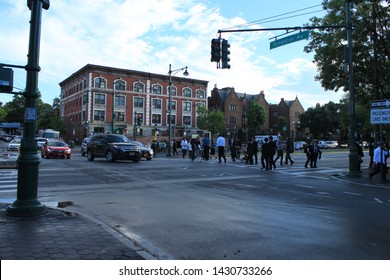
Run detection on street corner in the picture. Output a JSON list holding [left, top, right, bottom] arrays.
[[331, 168, 390, 189]]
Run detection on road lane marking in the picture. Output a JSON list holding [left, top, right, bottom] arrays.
[[296, 184, 314, 189], [374, 198, 383, 204], [344, 192, 362, 196]]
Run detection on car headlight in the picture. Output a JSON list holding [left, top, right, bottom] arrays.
[[65, 149, 71, 153]]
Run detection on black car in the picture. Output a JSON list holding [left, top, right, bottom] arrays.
[[132, 140, 153, 160], [86, 134, 141, 162]]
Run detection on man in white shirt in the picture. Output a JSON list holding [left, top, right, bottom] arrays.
[[369, 143, 389, 181], [180, 137, 188, 159], [216, 134, 226, 163]]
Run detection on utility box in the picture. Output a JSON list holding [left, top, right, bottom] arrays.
[[0, 67, 14, 93]]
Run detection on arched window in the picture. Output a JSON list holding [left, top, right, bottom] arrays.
[[196, 89, 205, 99], [94, 77, 107, 89], [152, 84, 162, 95], [182, 87, 192, 97], [133, 81, 145, 93], [114, 80, 126, 91]]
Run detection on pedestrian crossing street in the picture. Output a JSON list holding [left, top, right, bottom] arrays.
[[0, 170, 17, 194]]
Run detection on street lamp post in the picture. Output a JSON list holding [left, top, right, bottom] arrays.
[[112, 80, 116, 134], [7, 0, 50, 216], [167, 64, 189, 157]]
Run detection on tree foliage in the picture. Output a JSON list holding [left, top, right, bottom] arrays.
[[305, 0, 390, 104], [2, 94, 65, 134], [246, 101, 266, 137], [196, 105, 225, 137]]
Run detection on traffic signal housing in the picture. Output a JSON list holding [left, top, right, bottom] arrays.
[[210, 38, 221, 63], [0, 67, 14, 93], [136, 114, 142, 126], [221, 39, 231, 69]]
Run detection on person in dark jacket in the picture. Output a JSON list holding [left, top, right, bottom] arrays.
[[252, 138, 258, 164], [304, 141, 312, 168], [310, 141, 322, 168], [246, 138, 254, 164], [261, 139, 268, 170], [284, 137, 294, 165], [267, 136, 276, 170]]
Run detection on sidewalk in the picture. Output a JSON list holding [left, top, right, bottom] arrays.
[[0, 203, 151, 260], [1, 151, 388, 260]]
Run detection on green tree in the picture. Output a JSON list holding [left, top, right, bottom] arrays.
[[196, 104, 208, 130], [3, 94, 25, 123], [246, 101, 266, 137], [3, 94, 65, 134], [304, 0, 390, 104], [277, 116, 287, 136], [207, 109, 225, 137], [300, 103, 333, 139], [0, 103, 6, 122]]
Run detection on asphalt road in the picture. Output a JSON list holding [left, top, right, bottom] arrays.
[[1, 144, 390, 259]]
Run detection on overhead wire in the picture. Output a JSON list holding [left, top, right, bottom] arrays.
[[222, 4, 323, 31]]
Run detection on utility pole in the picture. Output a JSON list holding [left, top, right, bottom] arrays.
[[7, 0, 50, 216], [346, 0, 360, 177]]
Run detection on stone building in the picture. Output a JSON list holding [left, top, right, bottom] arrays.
[[208, 86, 305, 140]]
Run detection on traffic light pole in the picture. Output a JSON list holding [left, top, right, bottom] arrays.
[[346, 0, 359, 177], [214, 6, 358, 176], [7, 0, 50, 217]]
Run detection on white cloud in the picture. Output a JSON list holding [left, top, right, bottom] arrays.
[[0, 0, 342, 109]]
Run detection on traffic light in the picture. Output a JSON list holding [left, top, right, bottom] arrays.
[[137, 114, 142, 126], [221, 39, 231, 69], [210, 38, 221, 62], [0, 67, 13, 93]]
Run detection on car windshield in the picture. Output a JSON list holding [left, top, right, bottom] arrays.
[[106, 135, 131, 143], [133, 141, 145, 147], [11, 139, 21, 144], [48, 141, 67, 147]]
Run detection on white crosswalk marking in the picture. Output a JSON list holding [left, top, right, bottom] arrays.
[[0, 170, 17, 192]]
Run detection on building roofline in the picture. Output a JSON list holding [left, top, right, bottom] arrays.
[[59, 64, 209, 87]]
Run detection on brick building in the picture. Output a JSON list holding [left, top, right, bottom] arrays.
[[208, 86, 305, 140], [59, 64, 209, 142]]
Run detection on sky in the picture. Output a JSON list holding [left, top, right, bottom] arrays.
[[0, 0, 346, 110]]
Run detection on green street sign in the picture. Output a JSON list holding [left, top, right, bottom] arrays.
[[270, 31, 309, 49]]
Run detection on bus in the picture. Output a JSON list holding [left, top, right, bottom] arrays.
[[38, 129, 60, 140]]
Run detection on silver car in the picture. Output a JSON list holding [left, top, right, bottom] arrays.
[[81, 137, 90, 156], [7, 139, 21, 151]]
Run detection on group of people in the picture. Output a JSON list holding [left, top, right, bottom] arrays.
[[180, 135, 213, 161], [229, 135, 295, 170]]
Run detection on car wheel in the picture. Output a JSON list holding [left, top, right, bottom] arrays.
[[67, 157, 71, 159], [146, 158, 152, 161], [87, 150, 94, 161], [132, 158, 140, 162], [106, 150, 115, 162]]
